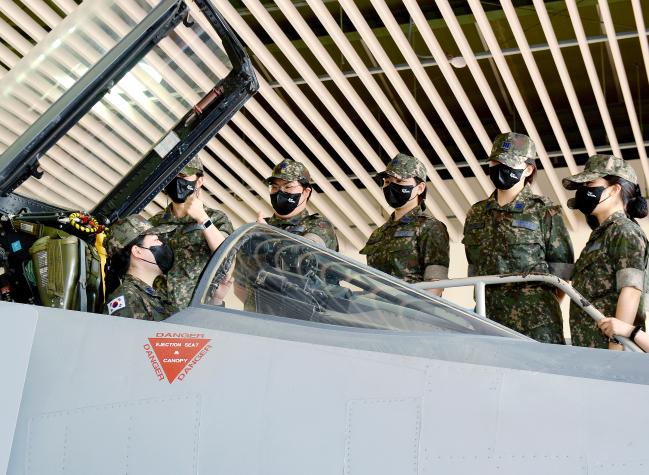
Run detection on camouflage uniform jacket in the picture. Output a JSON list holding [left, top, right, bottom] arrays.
[[103, 274, 176, 321], [266, 209, 338, 251], [570, 211, 648, 349], [360, 205, 449, 283], [462, 185, 574, 342], [150, 206, 233, 309]]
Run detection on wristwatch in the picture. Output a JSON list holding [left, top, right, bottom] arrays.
[[201, 218, 213, 230], [629, 325, 643, 343]]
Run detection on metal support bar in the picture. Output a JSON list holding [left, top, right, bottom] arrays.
[[268, 29, 648, 88], [414, 274, 644, 353], [475, 281, 486, 317]]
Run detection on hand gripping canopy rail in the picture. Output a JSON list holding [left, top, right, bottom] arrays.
[[0, 0, 258, 312], [414, 275, 644, 353]]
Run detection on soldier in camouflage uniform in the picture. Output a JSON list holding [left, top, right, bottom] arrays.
[[235, 159, 338, 310], [260, 158, 338, 251], [463, 133, 574, 343], [103, 215, 177, 320], [150, 157, 234, 309], [360, 153, 449, 296], [563, 154, 648, 349]]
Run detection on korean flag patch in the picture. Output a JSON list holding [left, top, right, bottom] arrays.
[[107, 295, 126, 315]]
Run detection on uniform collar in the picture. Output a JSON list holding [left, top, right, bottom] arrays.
[[591, 210, 627, 235], [391, 204, 427, 223], [485, 184, 532, 213], [161, 204, 197, 224], [123, 274, 159, 297], [268, 209, 310, 226]]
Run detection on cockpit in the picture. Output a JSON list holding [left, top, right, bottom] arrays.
[[0, 0, 257, 313], [194, 224, 526, 339]]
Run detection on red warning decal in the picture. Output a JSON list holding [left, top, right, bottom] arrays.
[[143, 332, 212, 384]]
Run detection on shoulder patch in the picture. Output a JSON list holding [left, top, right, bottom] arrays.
[[107, 295, 126, 315]]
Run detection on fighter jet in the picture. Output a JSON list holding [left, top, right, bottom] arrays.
[[1, 1, 648, 474]]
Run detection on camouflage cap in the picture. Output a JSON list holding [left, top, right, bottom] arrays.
[[563, 154, 638, 190], [489, 132, 536, 167], [180, 156, 203, 176], [265, 159, 311, 184], [381, 153, 427, 181], [105, 215, 176, 257]]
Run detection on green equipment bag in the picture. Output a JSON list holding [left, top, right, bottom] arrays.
[[23, 222, 102, 312], [29, 234, 79, 309]]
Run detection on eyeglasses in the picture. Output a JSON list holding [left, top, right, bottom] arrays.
[[269, 183, 304, 194], [382, 177, 416, 187]]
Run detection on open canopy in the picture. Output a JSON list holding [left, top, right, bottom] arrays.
[[0, 0, 257, 224]]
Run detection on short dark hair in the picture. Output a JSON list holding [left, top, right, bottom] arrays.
[[604, 175, 648, 220], [298, 179, 311, 190]]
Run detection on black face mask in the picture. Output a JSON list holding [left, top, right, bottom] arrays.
[[383, 182, 415, 209], [574, 185, 609, 216], [164, 177, 197, 203], [271, 191, 302, 216], [489, 164, 525, 190], [138, 243, 175, 274]]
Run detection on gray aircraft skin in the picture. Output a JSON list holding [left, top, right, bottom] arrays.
[[3, 224, 649, 474], [1, 1, 649, 474]]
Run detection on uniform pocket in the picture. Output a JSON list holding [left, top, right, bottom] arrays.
[[501, 219, 546, 273], [573, 247, 610, 298], [386, 238, 420, 280], [171, 226, 205, 250], [573, 243, 617, 309], [507, 217, 542, 240], [462, 224, 485, 268], [574, 247, 605, 273]]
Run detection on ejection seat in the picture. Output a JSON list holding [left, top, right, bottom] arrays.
[[10, 216, 103, 312]]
